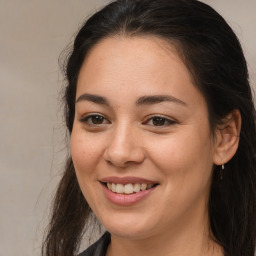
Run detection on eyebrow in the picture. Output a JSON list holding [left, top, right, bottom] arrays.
[[76, 93, 110, 106], [76, 93, 186, 107], [136, 95, 187, 106]]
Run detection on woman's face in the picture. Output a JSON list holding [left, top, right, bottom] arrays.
[[71, 36, 218, 240]]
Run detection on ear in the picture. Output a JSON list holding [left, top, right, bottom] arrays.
[[213, 109, 241, 166]]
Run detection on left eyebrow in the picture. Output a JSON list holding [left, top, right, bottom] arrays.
[[136, 95, 187, 106]]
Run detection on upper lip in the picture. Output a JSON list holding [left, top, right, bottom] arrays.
[[100, 176, 159, 185]]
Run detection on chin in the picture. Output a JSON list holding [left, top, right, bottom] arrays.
[[98, 212, 158, 240], [106, 226, 151, 240]]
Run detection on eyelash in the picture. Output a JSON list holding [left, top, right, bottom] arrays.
[[80, 114, 176, 127], [144, 115, 176, 127], [80, 114, 110, 125]]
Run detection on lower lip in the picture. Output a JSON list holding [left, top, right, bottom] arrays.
[[101, 183, 157, 206]]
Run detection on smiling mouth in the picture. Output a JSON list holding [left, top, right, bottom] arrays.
[[104, 182, 158, 194]]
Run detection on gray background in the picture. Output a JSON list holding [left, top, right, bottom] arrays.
[[0, 1, 255, 255]]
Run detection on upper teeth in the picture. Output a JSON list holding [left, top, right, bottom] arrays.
[[107, 183, 154, 194]]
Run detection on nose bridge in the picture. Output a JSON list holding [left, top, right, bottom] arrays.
[[104, 119, 144, 167], [113, 120, 132, 147]]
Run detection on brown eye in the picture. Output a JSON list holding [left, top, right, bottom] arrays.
[[152, 117, 167, 126], [80, 114, 110, 125], [145, 116, 176, 127], [91, 115, 105, 124]]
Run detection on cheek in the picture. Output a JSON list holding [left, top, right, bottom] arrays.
[[70, 129, 103, 177], [148, 131, 214, 218], [70, 129, 106, 208], [148, 128, 214, 184]]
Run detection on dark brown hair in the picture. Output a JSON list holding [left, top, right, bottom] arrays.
[[42, 1, 256, 255]]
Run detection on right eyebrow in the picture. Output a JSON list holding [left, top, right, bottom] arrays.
[[76, 93, 110, 106]]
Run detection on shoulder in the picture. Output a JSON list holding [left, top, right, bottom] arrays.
[[78, 232, 111, 256]]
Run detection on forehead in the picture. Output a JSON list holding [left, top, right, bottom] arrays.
[[76, 36, 203, 108], [79, 36, 189, 80]]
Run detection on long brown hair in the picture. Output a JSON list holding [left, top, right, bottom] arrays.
[[42, 1, 256, 255]]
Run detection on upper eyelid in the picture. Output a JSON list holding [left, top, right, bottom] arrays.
[[80, 113, 107, 120], [144, 114, 176, 122], [79, 113, 177, 124]]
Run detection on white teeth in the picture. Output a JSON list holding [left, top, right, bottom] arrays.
[[106, 182, 155, 194], [112, 183, 116, 193], [134, 183, 141, 192], [116, 184, 124, 193], [141, 183, 147, 191], [124, 184, 134, 194], [107, 183, 112, 190]]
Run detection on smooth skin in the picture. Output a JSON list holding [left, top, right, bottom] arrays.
[[71, 36, 241, 256]]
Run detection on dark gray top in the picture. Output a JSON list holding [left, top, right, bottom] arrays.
[[78, 232, 111, 256]]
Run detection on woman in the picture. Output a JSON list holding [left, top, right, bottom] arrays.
[[42, 0, 256, 256]]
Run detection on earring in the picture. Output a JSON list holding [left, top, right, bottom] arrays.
[[220, 164, 224, 180]]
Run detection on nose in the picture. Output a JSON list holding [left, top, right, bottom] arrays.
[[103, 124, 145, 168]]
